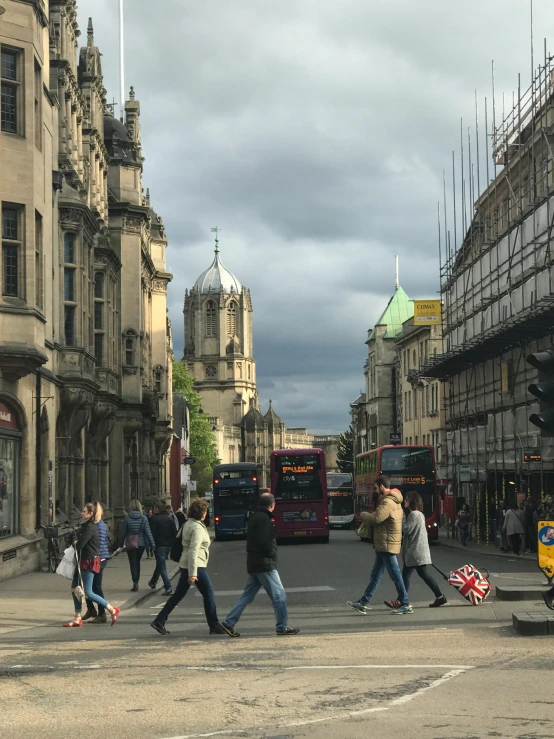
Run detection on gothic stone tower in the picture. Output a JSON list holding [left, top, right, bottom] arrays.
[[183, 239, 257, 464]]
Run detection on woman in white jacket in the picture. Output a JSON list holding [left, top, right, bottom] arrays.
[[150, 498, 226, 636], [503, 504, 525, 556], [385, 491, 447, 609]]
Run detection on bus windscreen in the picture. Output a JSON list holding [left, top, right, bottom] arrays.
[[380, 448, 434, 476], [215, 487, 257, 512], [274, 454, 322, 501], [326, 473, 352, 489]]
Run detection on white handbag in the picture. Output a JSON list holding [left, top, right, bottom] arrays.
[[56, 545, 77, 580]]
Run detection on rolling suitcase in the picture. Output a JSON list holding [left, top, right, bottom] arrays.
[[432, 563, 491, 606]]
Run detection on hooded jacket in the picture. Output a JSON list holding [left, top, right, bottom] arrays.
[[360, 488, 403, 554]]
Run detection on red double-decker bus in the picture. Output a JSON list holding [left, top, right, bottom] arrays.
[[270, 448, 329, 543], [354, 445, 439, 541]]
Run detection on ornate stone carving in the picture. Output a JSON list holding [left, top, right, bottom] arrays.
[[123, 367, 138, 375], [124, 216, 142, 232], [152, 279, 167, 293], [59, 208, 83, 226]]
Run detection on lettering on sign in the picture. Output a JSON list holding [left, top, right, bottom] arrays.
[[390, 475, 426, 486], [0, 411, 10, 423], [282, 465, 314, 474], [329, 491, 350, 497]]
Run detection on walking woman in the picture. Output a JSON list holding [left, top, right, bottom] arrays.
[[503, 503, 525, 556], [64, 502, 120, 627], [120, 499, 156, 592], [385, 492, 447, 609], [151, 497, 226, 636], [82, 501, 111, 623]]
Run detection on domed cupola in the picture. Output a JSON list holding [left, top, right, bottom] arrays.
[[193, 236, 242, 295]]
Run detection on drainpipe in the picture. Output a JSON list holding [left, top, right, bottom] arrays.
[[35, 370, 42, 530]]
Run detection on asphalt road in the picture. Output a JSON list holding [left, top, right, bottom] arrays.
[[0, 532, 551, 739]]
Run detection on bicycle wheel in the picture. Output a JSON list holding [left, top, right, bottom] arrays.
[[48, 541, 59, 573]]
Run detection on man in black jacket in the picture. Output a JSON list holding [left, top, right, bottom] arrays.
[[148, 501, 177, 595], [221, 493, 299, 637]]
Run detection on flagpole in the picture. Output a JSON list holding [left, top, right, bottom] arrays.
[[119, 0, 125, 121]]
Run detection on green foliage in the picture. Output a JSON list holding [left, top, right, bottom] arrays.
[[337, 425, 354, 474], [173, 360, 218, 494]]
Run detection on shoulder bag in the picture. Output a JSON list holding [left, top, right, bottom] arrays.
[[170, 524, 185, 563], [124, 516, 145, 551]]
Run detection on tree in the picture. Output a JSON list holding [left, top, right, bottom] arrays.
[[173, 360, 218, 495], [337, 425, 354, 474]]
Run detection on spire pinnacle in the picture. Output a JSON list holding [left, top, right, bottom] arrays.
[[395, 254, 399, 290], [87, 17, 94, 46]]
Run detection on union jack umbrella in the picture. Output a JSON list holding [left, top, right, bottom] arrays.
[[432, 563, 491, 606]]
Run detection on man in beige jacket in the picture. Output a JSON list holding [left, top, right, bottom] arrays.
[[347, 475, 413, 615]]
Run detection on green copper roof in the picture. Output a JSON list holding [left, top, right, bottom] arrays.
[[367, 286, 413, 341]]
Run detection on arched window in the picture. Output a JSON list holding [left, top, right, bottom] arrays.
[[154, 365, 164, 393], [206, 300, 217, 337], [123, 329, 138, 366], [226, 301, 237, 336]]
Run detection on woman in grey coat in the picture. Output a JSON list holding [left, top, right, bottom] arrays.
[[385, 491, 447, 609]]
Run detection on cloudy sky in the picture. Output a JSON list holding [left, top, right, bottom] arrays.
[[78, 0, 554, 434]]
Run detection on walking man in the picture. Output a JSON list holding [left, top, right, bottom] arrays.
[[148, 501, 177, 595], [347, 475, 412, 615], [221, 492, 299, 637]]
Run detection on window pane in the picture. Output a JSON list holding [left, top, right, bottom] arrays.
[[1, 82, 17, 133], [64, 268, 74, 301], [94, 272, 104, 299], [64, 233, 75, 263], [94, 333, 103, 364], [1, 51, 17, 80], [2, 208, 18, 239], [94, 301, 103, 329], [64, 306, 75, 345], [2, 244, 18, 297]]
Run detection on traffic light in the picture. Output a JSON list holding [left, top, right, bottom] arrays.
[[527, 350, 554, 432]]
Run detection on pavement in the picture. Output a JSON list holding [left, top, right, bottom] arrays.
[[1, 530, 554, 738], [0, 549, 180, 635]]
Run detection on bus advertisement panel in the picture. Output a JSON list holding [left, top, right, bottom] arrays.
[[213, 463, 259, 540], [326, 472, 354, 529], [271, 448, 329, 543], [354, 445, 439, 540]]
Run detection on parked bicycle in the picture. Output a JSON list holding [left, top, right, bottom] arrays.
[[41, 525, 61, 573]]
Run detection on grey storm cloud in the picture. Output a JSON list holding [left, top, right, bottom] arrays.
[[78, 0, 554, 433]]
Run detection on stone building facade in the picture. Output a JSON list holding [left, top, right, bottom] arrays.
[[183, 241, 338, 485], [351, 285, 412, 456], [0, 0, 173, 581]]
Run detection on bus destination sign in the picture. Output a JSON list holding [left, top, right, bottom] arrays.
[[390, 475, 426, 486], [282, 465, 314, 475], [523, 449, 541, 462], [328, 490, 350, 497]]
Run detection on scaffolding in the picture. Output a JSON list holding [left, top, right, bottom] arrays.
[[420, 46, 554, 538]]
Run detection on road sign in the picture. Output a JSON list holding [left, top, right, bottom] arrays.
[[537, 520, 554, 583], [523, 449, 541, 462], [389, 433, 401, 446], [183, 456, 197, 465], [455, 456, 462, 464], [459, 464, 471, 482], [188, 481, 197, 492]]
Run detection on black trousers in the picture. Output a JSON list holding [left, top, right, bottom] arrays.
[[402, 564, 442, 598], [509, 533, 521, 555]]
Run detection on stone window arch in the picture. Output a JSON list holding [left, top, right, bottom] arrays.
[[226, 300, 237, 336], [123, 328, 138, 367], [154, 364, 164, 393], [206, 300, 217, 337], [190, 303, 196, 339]]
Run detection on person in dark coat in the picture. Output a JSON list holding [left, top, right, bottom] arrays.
[[82, 501, 112, 623], [148, 501, 177, 595], [119, 499, 156, 592], [221, 493, 299, 637], [63, 502, 120, 628]]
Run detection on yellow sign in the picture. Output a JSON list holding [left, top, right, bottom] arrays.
[[414, 300, 441, 325], [537, 520, 554, 580]]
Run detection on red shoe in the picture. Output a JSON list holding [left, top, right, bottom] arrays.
[[384, 600, 401, 609], [111, 606, 121, 626], [63, 618, 83, 628]]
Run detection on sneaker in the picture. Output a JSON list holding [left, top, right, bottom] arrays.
[[91, 613, 108, 624], [209, 623, 227, 635], [543, 588, 554, 611], [384, 600, 401, 609], [148, 581, 156, 590], [131, 584, 139, 592], [150, 621, 170, 636], [429, 595, 447, 608], [390, 605, 413, 615], [346, 600, 371, 614], [277, 627, 300, 635], [221, 622, 240, 638], [162, 590, 173, 596]]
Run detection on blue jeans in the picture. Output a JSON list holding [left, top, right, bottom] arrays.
[[155, 567, 218, 629], [85, 559, 108, 615], [72, 567, 109, 613], [224, 570, 288, 632], [149, 546, 172, 592], [360, 551, 409, 607]]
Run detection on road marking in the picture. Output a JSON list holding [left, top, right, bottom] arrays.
[[195, 585, 336, 597], [157, 663, 473, 739]]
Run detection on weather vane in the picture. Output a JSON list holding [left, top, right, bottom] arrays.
[[211, 226, 221, 253]]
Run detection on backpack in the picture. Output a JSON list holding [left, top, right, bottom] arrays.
[[170, 525, 184, 563]]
